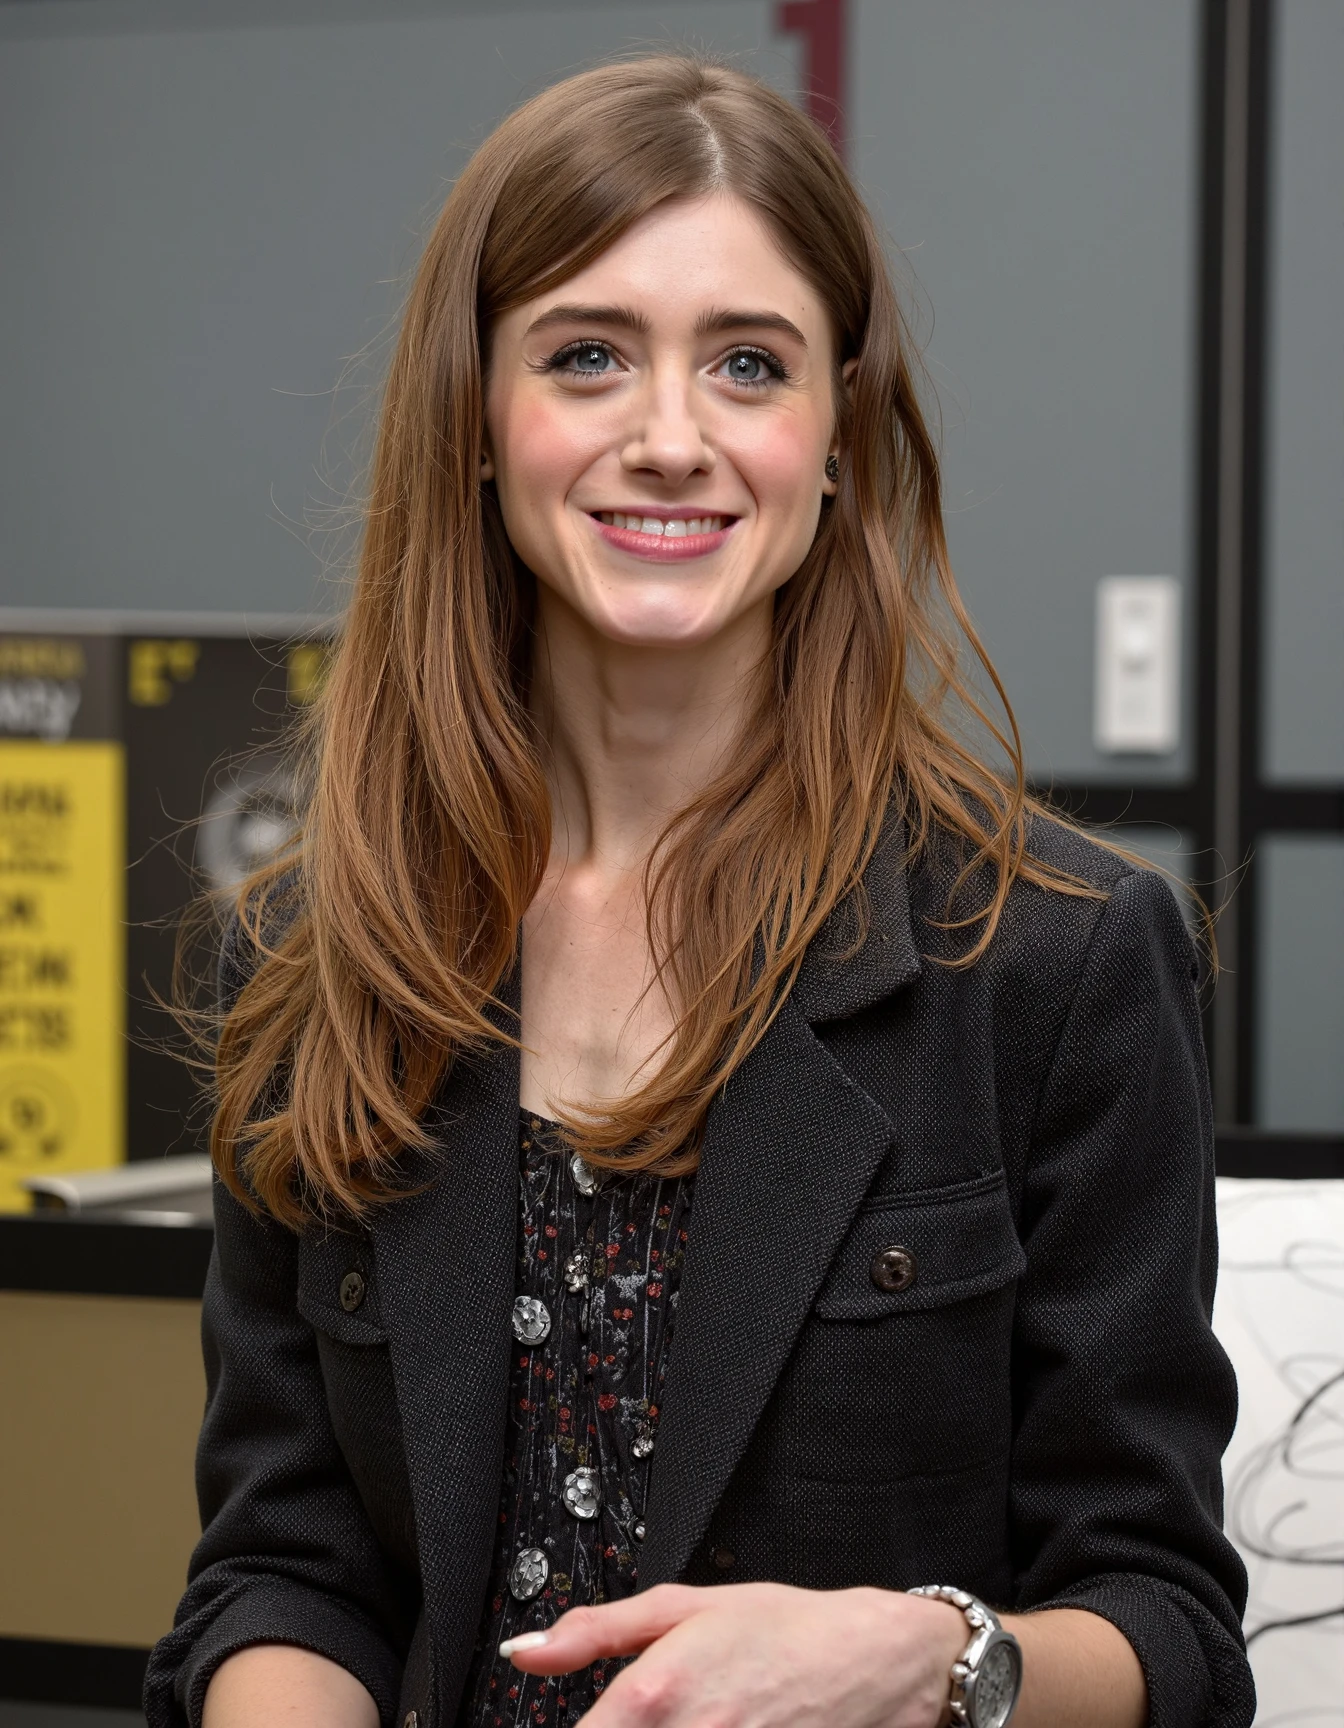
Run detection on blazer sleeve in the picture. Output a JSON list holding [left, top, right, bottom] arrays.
[[143, 915, 413, 1728], [1009, 869, 1254, 1728]]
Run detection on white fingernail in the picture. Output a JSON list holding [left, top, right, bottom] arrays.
[[499, 1631, 550, 1659]]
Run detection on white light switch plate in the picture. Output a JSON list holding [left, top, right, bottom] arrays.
[[1094, 576, 1180, 754]]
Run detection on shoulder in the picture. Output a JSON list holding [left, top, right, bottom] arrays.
[[907, 807, 1195, 1026], [1019, 805, 1136, 891], [1014, 808, 1194, 973]]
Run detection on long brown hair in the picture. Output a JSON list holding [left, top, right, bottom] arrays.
[[215, 53, 1093, 1226]]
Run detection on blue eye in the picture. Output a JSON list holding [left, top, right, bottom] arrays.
[[717, 348, 786, 387], [551, 341, 617, 376]]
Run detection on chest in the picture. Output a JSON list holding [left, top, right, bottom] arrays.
[[519, 869, 677, 1112]]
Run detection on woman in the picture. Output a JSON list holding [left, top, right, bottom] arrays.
[[146, 55, 1253, 1728]]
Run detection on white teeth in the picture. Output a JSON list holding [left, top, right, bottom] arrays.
[[597, 513, 725, 535]]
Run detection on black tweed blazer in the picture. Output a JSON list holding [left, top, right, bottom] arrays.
[[144, 816, 1254, 1728]]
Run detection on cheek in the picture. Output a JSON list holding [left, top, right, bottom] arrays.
[[493, 398, 603, 514], [735, 415, 827, 511]]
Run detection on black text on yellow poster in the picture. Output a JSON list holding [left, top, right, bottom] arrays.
[[0, 742, 125, 1209]]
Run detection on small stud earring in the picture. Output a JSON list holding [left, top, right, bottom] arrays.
[[825, 454, 840, 484]]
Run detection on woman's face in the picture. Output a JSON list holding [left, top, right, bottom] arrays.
[[483, 193, 843, 650]]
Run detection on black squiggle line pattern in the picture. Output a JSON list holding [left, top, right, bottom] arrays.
[[1245, 1604, 1343, 1647], [1219, 1187, 1344, 1667]]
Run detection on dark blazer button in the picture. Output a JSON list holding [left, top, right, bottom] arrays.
[[711, 1545, 736, 1572], [870, 1245, 917, 1293], [339, 1271, 366, 1313]]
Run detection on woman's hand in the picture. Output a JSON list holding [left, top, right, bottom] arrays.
[[502, 1590, 1150, 1728], [500, 1582, 965, 1728]]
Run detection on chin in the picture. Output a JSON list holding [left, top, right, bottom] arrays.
[[589, 600, 732, 649]]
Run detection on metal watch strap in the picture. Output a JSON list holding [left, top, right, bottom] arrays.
[[907, 1585, 1022, 1728]]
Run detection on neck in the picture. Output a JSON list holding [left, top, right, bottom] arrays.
[[528, 591, 771, 875]]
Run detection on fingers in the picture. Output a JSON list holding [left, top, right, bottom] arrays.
[[500, 1584, 708, 1674]]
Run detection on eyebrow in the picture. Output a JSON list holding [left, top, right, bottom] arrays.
[[694, 307, 809, 346], [524, 304, 650, 337], [523, 303, 809, 347]]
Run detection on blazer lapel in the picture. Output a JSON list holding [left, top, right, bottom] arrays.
[[640, 815, 921, 1586], [372, 972, 521, 1716]]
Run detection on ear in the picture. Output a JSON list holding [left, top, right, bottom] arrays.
[[479, 441, 496, 484], [823, 357, 861, 496]]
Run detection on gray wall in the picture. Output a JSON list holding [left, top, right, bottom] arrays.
[[1258, 836, 1344, 1133], [1, 0, 1202, 771], [853, 0, 1200, 786], [1255, 0, 1343, 1130], [0, 0, 1203, 781], [1263, 0, 1344, 785], [0, 0, 793, 620]]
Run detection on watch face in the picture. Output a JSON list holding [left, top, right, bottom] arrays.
[[973, 1640, 1022, 1728]]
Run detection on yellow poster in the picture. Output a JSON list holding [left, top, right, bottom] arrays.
[[0, 741, 125, 1210]]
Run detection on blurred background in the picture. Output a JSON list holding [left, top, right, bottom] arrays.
[[0, 0, 1339, 1722]]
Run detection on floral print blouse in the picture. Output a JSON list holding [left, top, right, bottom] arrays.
[[455, 1111, 695, 1728]]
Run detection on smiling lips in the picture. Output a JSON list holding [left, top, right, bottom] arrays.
[[589, 510, 737, 561]]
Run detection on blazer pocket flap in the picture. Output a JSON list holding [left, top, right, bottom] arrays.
[[814, 1171, 1025, 1319], [297, 1231, 388, 1345]]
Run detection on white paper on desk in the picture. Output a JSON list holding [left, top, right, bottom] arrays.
[[1212, 1177, 1344, 1724]]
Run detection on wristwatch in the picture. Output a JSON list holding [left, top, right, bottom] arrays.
[[907, 1585, 1023, 1728]]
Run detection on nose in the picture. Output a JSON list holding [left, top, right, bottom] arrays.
[[619, 368, 715, 487]]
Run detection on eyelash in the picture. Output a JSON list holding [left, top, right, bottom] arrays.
[[541, 339, 790, 388]]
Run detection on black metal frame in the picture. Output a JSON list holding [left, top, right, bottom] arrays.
[[1227, 0, 1274, 1125]]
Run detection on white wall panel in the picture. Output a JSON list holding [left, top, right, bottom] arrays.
[[1214, 1178, 1344, 1719]]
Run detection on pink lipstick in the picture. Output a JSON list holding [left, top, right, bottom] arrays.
[[588, 510, 737, 562]]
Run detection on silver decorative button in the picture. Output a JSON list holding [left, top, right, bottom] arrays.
[[562, 1466, 601, 1519], [512, 1295, 551, 1345], [509, 1546, 549, 1601], [570, 1153, 599, 1197], [631, 1427, 654, 1460], [633, 1519, 646, 1542], [563, 1248, 590, 1292]]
